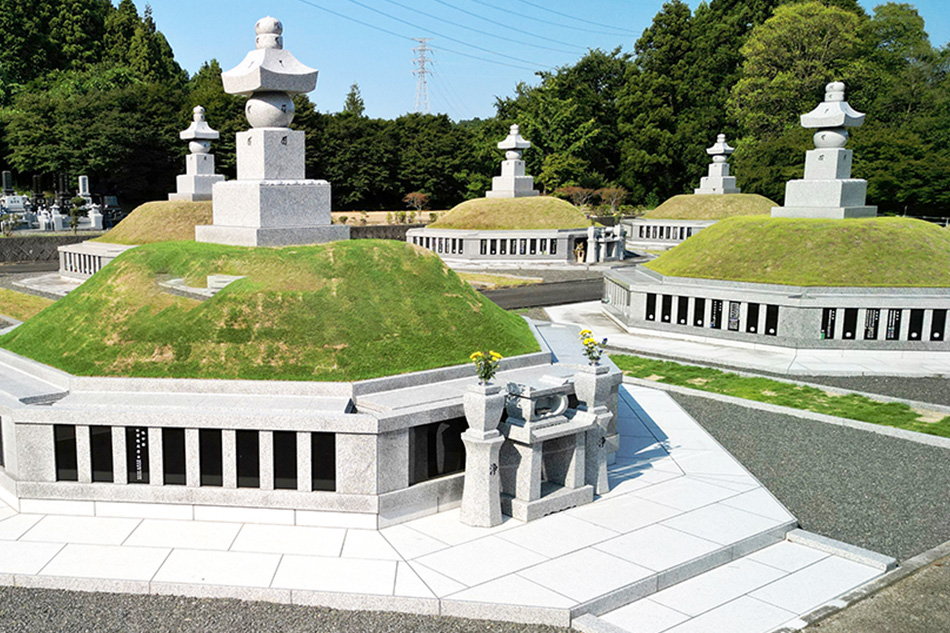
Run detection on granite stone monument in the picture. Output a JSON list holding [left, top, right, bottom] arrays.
[[169, 106, 225, 202], [772, 82, 877, 219], [486, 124, 539, 199], [196, 16, 349, 246], [694, 134, 740, 195]]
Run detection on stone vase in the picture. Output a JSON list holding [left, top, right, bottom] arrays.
[[463, 383, 507, 435], [574, 363, 611, 409]]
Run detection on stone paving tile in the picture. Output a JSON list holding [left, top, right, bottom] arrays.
[[152, 549, 281, 588], [604, 461, 682, 498], [601, 598, 691, 633], [750, 555, 883, 615], [631, 476, 739, 512], [594, 524, 722, 572], [39, 543, 170, 581], [660, 504, 785, 546], [394, 561, 434, 598], [124, 519, 241, 551], [0, 514, 43, 540], [0, 541, 63, 574], [229, 524, 346, 557], [400, 508, 519, 547], [517, 547, 653, 604], [746, 541, 829, 574], [720, 488, 796, 523], [668, 449, 750, 477], [379, 524, 449, 560], [446, 574, 575, 608], [661, 595, 797, 633], [649, 558, 786, 617], [0, 506, 15, 522], [272, 555, 397, 595], [20, 515, 140, 546], [406, 560, 467, 597], [414, 535, 547, 588], [496, 512, 619, 559], [341, 529, 402, 561], [566, 492, 681, 533]]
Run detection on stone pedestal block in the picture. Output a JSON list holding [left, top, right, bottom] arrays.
[[803, 148, 853, 180], [773, 179, 876, 219], [170, 174, 225, 202], [236, 128, 306, 180], [574, 363, 612, 410], [212, 179, 332, 228], [195, 223, 349, 247], [486, 175, 539, 198], [188, 153, 219, 176], [460, 430, 504, 527]]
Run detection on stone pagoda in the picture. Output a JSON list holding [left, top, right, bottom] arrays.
[[196, 16, 348, 246], [486, 124, 539, 198], [695, 133, 740, 194], [169, 106, 225, 202], [772, 82, 876, 219]]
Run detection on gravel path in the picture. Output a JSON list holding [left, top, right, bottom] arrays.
[[671, 393, 950, 562], [0, 588, 571, 633]]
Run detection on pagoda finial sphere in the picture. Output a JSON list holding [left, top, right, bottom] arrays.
[[192, 105, 206, 122], [511, 124, 520, 134], [825, 81, 846, 102], [255, 16, 283, 50]]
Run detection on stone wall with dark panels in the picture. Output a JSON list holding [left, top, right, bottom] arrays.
[[0, 234, 106, 263], [349, 224, 426, 241]]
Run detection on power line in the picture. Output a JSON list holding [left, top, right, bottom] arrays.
[[292, 0, 541, 71], [339, 0, 551, 68], [432, 0, 586, 51], [467, 0, 634, 37], [380, 0, 583, 55], [413, 38, 433, 114], [511, 0, 640, 35]]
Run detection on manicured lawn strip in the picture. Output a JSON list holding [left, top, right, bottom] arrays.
[[645, 216, 950, 287], [0, 240, 540, 381], [610, 354, 950, 438], [0, 288, 54, 321]]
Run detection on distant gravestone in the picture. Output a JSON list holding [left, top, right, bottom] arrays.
[[78, 175, 92, 204], [2, 171, 13, 197], [694, 134, 740, 195], [486, 124, 539, 199], [169, 106, 225, 202], [772, 82, 877, 219]]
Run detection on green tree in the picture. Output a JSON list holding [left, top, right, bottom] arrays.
[[343, 83, 365, 117]]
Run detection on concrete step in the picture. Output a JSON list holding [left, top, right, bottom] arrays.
[[575, 535, 891, 633]]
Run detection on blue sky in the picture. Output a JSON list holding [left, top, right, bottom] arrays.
[[140, 1, 949, 121]]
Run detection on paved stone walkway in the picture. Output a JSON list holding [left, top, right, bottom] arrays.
[[0, 386, 884, 631]]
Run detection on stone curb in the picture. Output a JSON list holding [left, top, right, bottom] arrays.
[[771, 537, 950, 633], [0, 315, 22, 335], [787, 529, 897, 571], [621, 377, 950, 451]]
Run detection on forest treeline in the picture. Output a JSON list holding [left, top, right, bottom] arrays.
[[1, 0, 948, 215]]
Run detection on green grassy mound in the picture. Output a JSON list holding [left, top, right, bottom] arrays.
[[645, 216, 950, 287], [644, 194, 775, 220], [93, 200, 212, 245], [0, 240, 539, 381], [430, 197, 587, 230]]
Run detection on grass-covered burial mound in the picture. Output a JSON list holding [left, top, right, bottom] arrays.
[[645, 216, 950, 287], [93, 200, 213, 245], [430, 196, 587, 230], [644, 194, 775, 220], [0, 240, 540, 381]]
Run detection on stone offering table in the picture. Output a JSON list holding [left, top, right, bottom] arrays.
[[498, 379, 595, 521]]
